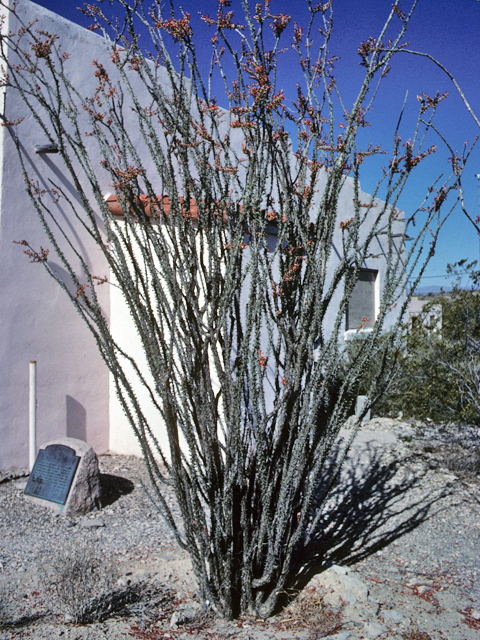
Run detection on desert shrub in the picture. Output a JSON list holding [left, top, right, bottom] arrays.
[[38, 541, 120, 624], [442, 445, 480, 476], [373, 330, 463, 423], [39, 540, 172, 625], [376, 261, 480, 424], [341, 331, 401, 417]]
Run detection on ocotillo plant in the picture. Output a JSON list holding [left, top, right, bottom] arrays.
[[0, 0, 476, 618]]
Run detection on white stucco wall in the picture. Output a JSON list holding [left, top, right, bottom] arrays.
[[310, 169, 405, 341], [0, 0, 111, 471], [108, 221, 164, 457], [107, 179, 405, 461]]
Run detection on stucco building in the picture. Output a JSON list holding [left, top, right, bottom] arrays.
[[0, 0, 405, 473]]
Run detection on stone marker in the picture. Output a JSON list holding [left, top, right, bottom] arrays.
[[24, 437, 101, 517]]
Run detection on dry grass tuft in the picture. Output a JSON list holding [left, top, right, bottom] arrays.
[[443, 444, 480, 476], [277, 586, 343, 637], [38, 539, 119, 623], [38, 539, 176, 626]]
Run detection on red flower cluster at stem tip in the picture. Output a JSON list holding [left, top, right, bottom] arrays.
[[257, 351, 267, 368], [339, 217, 354, 231], [111, 165, 143, 190], [270, 13, 291, 37], [75, 283, 89, 298], [111, 48, 121, 64], [31, 31, 58, 59], [13, 240, 49, 263], [357, 37, 378, 66], [359, 316, 369, 330], [392, 4, 406, 20], [162, 14, 192, 42], [416, 91, 449, 114]]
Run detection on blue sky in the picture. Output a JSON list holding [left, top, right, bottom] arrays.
[[33, 0, 480, 290]]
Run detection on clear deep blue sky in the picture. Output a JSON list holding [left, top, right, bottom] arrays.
[[33, 0, 480, 290]]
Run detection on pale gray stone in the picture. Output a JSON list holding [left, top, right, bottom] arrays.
[[307, 564, 370, 608], [364, 620, 387, 638], [170, 602, 201, 627], [380, 609, 404, 623], [417, 585, 431, 595], [342, 589, 357, 605], [79, 516, 105, 528], [116, 577, 131, 587]]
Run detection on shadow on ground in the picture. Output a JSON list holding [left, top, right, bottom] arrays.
[[0, 613, 46, 630], [285, 442, 452, 601], [100, 473, 135, 507]]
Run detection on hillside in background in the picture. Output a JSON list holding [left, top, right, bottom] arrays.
[[412, 285, 453, 295]]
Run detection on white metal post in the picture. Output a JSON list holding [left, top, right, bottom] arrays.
[[29, 361, 37, 471]]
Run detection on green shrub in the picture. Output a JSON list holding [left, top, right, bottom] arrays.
[[375, 261, 480, 424], [341, 330, 401, 416]]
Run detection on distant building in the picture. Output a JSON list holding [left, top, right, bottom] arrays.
[[407, 295, 442, 331]]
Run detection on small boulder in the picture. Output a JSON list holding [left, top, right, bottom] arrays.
[[24, 437, 101, 517], [170, 601, 202, 627], [78, 516, 105, 529]]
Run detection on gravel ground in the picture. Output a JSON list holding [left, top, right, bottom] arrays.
[[0, 418, 479, 640]]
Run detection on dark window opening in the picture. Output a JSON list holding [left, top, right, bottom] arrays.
[[346, 269, 377, 331]]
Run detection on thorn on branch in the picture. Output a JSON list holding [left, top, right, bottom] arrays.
[[381, 64, 391, 78], [353, 200, 378, 209], [433, 188, 447, 211]]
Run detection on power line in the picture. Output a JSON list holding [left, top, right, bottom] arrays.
[[408, 271, 472, 281]]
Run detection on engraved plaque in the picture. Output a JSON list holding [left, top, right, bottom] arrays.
[[24, 444, 80, 505]]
